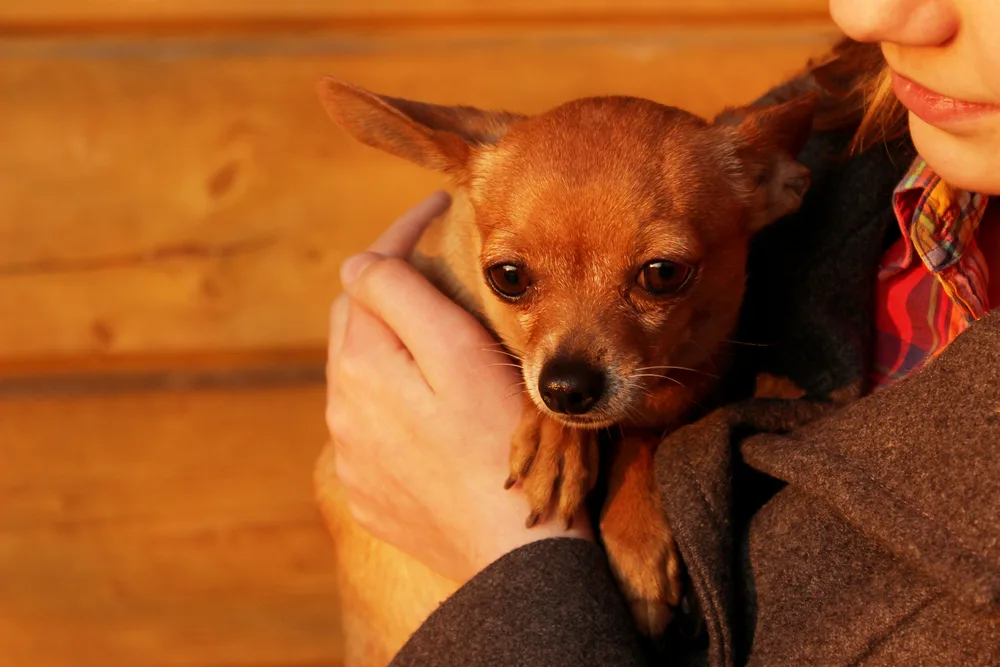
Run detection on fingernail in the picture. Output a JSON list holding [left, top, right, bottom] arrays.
[[328, 294, 350, 357], [340, 251, 381, 286]]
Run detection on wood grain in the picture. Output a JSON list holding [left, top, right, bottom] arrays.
[[0, 384, 340, 667], [0, 348, 326, 396], [0, 25, 837, 363], [1, 1, 830, 30]]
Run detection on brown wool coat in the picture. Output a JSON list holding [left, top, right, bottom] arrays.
[[387, 117, 1000, 666]]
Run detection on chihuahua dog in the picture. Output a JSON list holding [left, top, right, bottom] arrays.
[[317, 78, 814, 662]]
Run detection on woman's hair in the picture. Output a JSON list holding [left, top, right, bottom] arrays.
[[813, 39, 909, 153], [764, 38, 909, 154]]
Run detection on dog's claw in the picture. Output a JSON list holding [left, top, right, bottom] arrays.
[[508, 408, 598, 533]]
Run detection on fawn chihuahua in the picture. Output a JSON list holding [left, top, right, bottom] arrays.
[[317, 78, 814, 661]]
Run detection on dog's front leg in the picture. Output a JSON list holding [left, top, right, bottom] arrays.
[[600, 432, 683, 637], [505, 400, 599, 529]]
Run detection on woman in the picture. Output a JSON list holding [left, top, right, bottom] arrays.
[[322, 0, 1000, 664]]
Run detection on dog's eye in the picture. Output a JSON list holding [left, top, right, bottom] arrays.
[[637, 260, 692, 295], [486, 263, 530, 299]]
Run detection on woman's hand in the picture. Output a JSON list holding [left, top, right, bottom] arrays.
[[317, 192, 591, 584]]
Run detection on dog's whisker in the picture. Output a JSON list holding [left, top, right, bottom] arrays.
[[628, 372, 709, 412], [629, 373, 686, 388], [661, 377, 708, 412], [473, 362, 524, 374], [503, 378, 528, 401], [722, 338, 774, 348], [683, 339, 721, 374], [633, 365, 719, 379], [623, 403, 646, 429], [481, 346, 523, 362], [503, 387, 530, 402], [634, 365, 705, 373]]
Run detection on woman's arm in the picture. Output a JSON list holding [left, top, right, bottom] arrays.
[[319, 193, 650, 664], [390, 539, 650, 667]]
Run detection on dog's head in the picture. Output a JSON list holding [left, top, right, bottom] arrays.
[[319, 79, 814, 428]]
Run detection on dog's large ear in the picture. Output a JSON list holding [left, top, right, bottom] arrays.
[[317, 77, 526, 179], [714, 94, 817, 232]]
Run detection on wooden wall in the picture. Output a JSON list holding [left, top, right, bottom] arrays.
[[0, 3, 838, 666]]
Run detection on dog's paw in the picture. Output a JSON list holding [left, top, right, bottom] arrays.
[[505, 408, 598, 529], [601, 503, 683, 636]]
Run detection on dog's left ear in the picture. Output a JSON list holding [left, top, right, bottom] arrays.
[[316, 77, 526, 179], [714, 94, 817, 232]]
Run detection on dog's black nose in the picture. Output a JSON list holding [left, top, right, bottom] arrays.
[[538, 358, 606, 415]]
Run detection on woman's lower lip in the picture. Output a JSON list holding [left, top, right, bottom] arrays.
[[892, 71, 999, 126]]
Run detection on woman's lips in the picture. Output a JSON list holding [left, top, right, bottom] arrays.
[[892, 71, 999, 127]]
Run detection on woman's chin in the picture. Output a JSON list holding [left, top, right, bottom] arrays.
[[909, 114, 1000, 195]]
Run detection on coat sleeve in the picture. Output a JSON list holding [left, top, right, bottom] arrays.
[[390, 538, 651, 667]]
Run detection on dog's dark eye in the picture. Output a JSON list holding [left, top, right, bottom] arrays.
[[486, 263, 530, 299], [637, 260, 692, 295]]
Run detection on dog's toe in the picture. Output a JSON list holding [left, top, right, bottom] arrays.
[[629, 597, 673, 638]]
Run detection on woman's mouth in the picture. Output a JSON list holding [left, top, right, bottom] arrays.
[[892, 71, 1000, 127]]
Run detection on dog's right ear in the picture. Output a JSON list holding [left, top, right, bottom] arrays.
[[713, 94, 817, 232], [317, 77, 526, 179]]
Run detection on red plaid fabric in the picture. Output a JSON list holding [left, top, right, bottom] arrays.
[[871, 157, 992, 388]]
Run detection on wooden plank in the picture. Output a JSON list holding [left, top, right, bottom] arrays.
[[0, 348, 326, 395], [0, 384, 341, 667], [0, 1, 830, 30], [0, 25, 837, 362]]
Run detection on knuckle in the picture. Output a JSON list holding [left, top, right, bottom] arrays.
[[324, 401, 352, 439], [356, 256, 410, 296]]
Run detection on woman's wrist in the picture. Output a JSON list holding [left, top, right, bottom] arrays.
[[464, 490, 594, 582]]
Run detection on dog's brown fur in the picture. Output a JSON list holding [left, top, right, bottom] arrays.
[[317, 79, 815, 664]]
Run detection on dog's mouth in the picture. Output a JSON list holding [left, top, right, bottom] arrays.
[[550, 413, 617, 430]]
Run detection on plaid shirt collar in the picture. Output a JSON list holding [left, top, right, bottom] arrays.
[[870, 157, 992, 387], [884, 156, 990, 276]]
